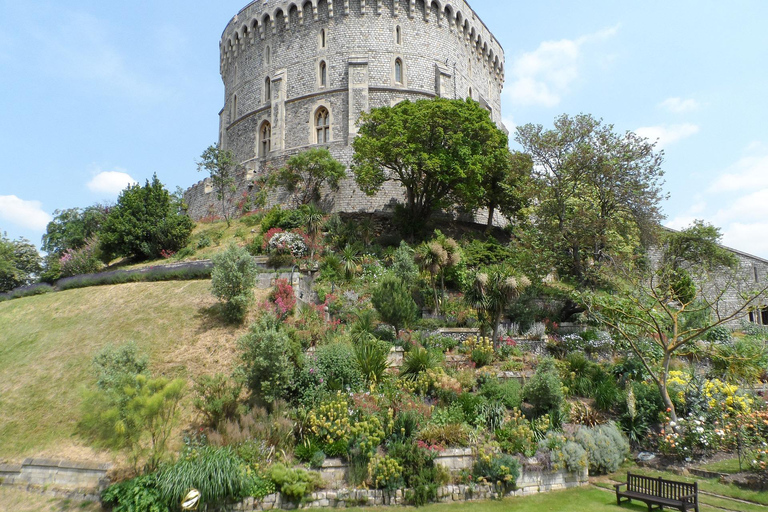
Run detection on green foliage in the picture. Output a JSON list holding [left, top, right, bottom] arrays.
[[81, 374, 185, 472], [476, 402, 507, 432], [523, 358, 565, 418], [156, 445, 251, 507], [400, 347, 444, 381], [99, 174, 194, 261], [260, 206, 305, 233], [371, 272, 419, 337], [273, 148, 346, 208], [418, 422, 471, 447], [540, 431, 588, 472], [704, 325, 732, 343], [389, 410, 422, 443], [368, 455, 404, 490], [211, 243, 258, 323], [354, 335, 391, 386], [387, 441, 441, 506], [516, 113, 666, 283], [192, 373, 242, 429], [102, 474, 169, 512], [573, 422, 629, 474], [495, 410, 536, 457], [0, 233, 42, 292], [480, 378, 522, 410], [352, 98, 510, 228], [391, 241, 419, 282], [92, 342, 148, 391], [268, 463, 322, 502], [238, 315, 296, 405], [56, 263, 211, 290], [42, 205, 108, 256], [708, 337, 768, 384], [197, 144, 239, 226], [314, 341, 364, 391]]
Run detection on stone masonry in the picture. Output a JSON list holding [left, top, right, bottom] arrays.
[[185, 0, 506, 221]]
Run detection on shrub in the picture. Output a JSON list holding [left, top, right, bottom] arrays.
[[476, 402, 507, 432], [495, 410, 536, 457], [390, 410, 422, 443], [260, 206, 304, 233], [705, 325, 732, 343], [91, 342, 148, 391], [268, 464, 322, 502], [354, 335, 391, 386], [56, 262, 212, 290], [238, 315, 296, 405], [540, 432, 588, 472], [368, 455, 404, 490], [472, 450, 520, 494], [211, 243, 258, 323], [0, 282, 55, 302], [387, 441, 441, 506], [156, 446, 251, 508], [418, 422, 471, 447], [102, 474, 169, 512], [307, 393, 352, 455], [523, 358, 565, 418], [59, 237, 102, 277], [193, 373, 242, 429], [268, 278, 296, 319], [480, 378, 522, 410], [315, 341, 364, 392], [573, 422, 629, 474], [400, 347, 444, 381]]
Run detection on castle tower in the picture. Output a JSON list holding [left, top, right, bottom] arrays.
[[185, 0, 505, 219]]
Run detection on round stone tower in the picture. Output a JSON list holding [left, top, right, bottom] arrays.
[[185, 0, 506, 219]]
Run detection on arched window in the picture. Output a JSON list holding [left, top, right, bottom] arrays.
[[265, 46, 271, 65], [396, 26, 402, 45], [394, 58, 403, 84], [231, 94, 238, 121], [468, 87, 472, 99], [264, 77, 271, 102], [259, 121, 271, 156], [320, 29, 326, 48], [315, 107, 330, 144], [319, 60, 327, 87]]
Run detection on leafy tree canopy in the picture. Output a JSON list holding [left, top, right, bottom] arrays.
[[273, 148, 346, 209], [0, 233, 42, 292], [99, 174, 193, 262], [516, 113, 667, 284], [41, 205, 108, 256], [197, 144, 239, 226], [352, 98, 509, 232]]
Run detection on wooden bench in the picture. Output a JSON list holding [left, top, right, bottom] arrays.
[[614, 472, 699, 512]]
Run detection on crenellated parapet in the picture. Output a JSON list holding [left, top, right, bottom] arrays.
[[219, 0, 504, 84]]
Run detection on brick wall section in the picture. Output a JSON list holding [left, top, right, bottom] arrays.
[[185, 0, 506, 223], [0, 458, 110, 500]]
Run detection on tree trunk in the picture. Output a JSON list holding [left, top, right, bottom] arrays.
[[659, 351, 678, 425], [486, 204, 495, 230], [492, 311, 502, 351]]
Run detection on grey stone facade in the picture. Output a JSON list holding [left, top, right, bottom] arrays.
[[185, 0, 506, 220]]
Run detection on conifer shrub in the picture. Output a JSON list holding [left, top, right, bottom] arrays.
[[238, 314, 296, 405], [573, 422, 629, 474], [192, 373, 243, 429], [523, 357, 565, 418]]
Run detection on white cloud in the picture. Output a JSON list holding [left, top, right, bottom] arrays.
[[635, 124, 700, 149], [707, 153, 768, 193], [659, 97, 700, 113], [505, 25, 619, 107], [87, 170, 137, 195], [720, 223, 768, 258], [0, 196, 51, 231], [502, 116, 517, 137]]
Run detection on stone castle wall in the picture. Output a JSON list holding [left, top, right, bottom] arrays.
[[185, 0, 506, 221]]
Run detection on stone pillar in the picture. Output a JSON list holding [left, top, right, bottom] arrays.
[[271, 69, 287, 151], [347, 55, 369, 144]]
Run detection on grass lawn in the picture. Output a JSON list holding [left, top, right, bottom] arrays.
[[347, 487, 649, 512], [699, 457, 749, 474], [0, 487, 101, 512], [0, 280, 262, 461]]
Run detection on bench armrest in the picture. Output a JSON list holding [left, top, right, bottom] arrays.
[[679, 493, 696, 500], [613, 483, 626, 490]]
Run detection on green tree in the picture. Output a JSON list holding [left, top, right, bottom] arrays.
[[197, 144, 239, 226], [478, 150, 533, 230], [414, 232, 460, 314], [41, 205, 108, 256], [0, 233, 42, 292], [515, 114, 666, 284], [274, 148, 346, 208], [237, 315, 295, 406], [99, 175, 193, 261], [371, 272, 419, 338], [211, 243, 258, 323], [352, 98, 509, 232], [464, 264, 531, 349], [583, 222, 768, 424]]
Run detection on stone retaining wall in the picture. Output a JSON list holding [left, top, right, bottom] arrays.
[[0, 458, 110, 500], [232, 467, 588, 510]]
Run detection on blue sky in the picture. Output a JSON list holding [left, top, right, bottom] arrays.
[[2, 1, 768, 257]]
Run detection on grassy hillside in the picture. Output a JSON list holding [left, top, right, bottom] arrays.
[[0, 280, 261, 461]]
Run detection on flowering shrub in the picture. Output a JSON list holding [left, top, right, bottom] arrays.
[[368, 455, 403, 490], [555, 330, 613, 355], [495, 409, 537, 457], [470, 336, 495, 367], [658, 413, 726, 458], [307, 393, 351, 454], [472, 446, 520, 493], [59, 237, 102, 277], [264, 229, 308, 257], [268, 279, 296, 319], [350, 414, 386, 456]]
